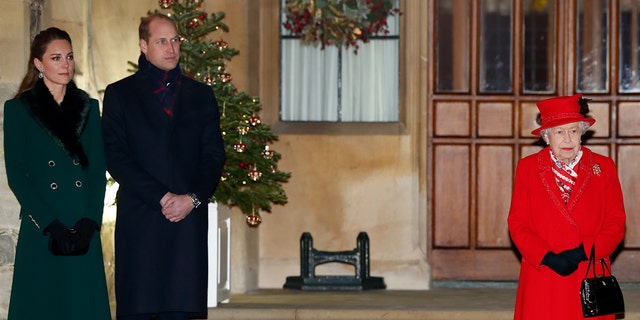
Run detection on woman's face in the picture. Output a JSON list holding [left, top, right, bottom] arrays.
[[33, 39, 74, 87], [545, 122, 582, 164]]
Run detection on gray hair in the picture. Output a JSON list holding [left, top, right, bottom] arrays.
[[540, 121, 591, 143]]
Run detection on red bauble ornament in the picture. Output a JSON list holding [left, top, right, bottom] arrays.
[[250, 115, 261, 126], [246, 214, 262, 227], [220, 73, 232, 83], [248, 168, 262, 181], [159, 0, 175, 9], [215, 40, 228, 48], [262, 146, 274, 159]]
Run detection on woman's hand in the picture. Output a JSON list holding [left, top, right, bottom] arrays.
[[541, 243, 587, 276]]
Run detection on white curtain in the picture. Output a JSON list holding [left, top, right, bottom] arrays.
[[341, 40, 399, 121], [281, 42, 340, 121], [281, 40, 399, 122]]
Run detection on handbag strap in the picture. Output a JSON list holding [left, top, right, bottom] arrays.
[[600, 257, 612, 277], [585, 245, 597, 278], [585, 244, 613, 278]]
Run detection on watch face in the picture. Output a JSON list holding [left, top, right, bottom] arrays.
[[188, 193, 201, 208]]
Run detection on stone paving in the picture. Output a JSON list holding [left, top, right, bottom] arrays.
[[206, 286, 640, 320]]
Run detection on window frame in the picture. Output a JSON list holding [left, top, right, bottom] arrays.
[[259, 0, 410, 135]]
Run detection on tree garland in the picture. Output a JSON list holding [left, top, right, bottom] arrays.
[[282, 0, 400, 53]]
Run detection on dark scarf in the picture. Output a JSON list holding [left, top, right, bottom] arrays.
[[138, 54, 182, 117], [19, 79, 90, 168]]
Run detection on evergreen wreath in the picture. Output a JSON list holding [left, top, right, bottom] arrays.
[[282, 0, 400, 53]]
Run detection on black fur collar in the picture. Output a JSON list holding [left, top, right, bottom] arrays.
[[20, 79, 90, 168]]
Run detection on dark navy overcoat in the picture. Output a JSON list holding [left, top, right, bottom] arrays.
[[102, 69, 225, 318]]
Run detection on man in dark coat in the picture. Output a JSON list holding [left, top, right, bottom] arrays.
[[102, 13, 225, 320]]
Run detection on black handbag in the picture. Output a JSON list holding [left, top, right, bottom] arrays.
[[42, 218, 99, 256], [580, 245, 625, 318]]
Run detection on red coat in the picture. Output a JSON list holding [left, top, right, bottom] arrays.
[[508, 147, 626, 320]]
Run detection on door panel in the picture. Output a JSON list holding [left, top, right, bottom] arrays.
[[618, 146, 640, 247], [430, 0, 640, 281], [477, 145, 513, 248], [433, 145, 470, 248]]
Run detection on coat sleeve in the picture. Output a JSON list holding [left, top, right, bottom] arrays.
[[102, 83, 168, 209], [84, 99, 107, 224], [592, 158, 626, 259], [190, 87, 225, 202], [3, 99, 53, 227], [507, 158, 552, 268]]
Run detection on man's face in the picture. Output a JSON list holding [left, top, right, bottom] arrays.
[[140, 18, 181, 71]]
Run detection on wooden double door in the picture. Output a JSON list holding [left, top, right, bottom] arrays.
[[429, 0, 640, 281]]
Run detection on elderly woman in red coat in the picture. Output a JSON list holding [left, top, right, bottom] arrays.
[[508, 94, 626, 320]]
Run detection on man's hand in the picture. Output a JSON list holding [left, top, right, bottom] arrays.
[[160, 192, 194, 222]]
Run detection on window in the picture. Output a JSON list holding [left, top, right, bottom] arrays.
[[279, 0, 400, 122], [479, 0, 512, 93], [435, 0, 470, 92], [523, 0, 556, 93], [619, 0, 640, 92], [576, 0, 608, 93]]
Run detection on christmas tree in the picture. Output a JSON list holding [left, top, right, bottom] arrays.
[[150, 0, 291, 226]]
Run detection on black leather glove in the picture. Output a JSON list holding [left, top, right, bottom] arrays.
[[42, 219, 69, 239], [73, 218, 99, 236], [541, 243, 588, 276], [42, 218, 98, 256], [71, 218, 100, 249], [561, 243, 588, 263]]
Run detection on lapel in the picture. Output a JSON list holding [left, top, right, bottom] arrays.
[[567, 149, 594, 211], [172, 78, 191, 119], [536, 147, 594, 229], [134, 71, 174, 127]]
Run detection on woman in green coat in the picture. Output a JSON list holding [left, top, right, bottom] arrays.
[[3, 27, 111, 320]]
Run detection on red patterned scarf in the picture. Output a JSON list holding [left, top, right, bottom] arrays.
[[550, 148, 582, 204], [138, 54, 182, 117]]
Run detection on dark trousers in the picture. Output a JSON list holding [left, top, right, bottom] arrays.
[[118, 312, 189, 320]]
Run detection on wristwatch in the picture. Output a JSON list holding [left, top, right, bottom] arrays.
[[187, 192, 202, 208]]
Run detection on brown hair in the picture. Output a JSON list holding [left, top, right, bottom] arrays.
[[15, 27, 72, 98], [139, 13, 175, 42]]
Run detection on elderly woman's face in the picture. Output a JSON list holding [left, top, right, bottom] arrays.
[[544, 122, 582, 164]]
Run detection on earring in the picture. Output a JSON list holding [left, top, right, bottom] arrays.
[[38, 70, 43, 79]]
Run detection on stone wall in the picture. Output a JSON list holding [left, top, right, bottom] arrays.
[[0, 0, 32, 317]]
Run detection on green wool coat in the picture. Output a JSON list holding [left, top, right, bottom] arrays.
[[3, 80, 111, 320]]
